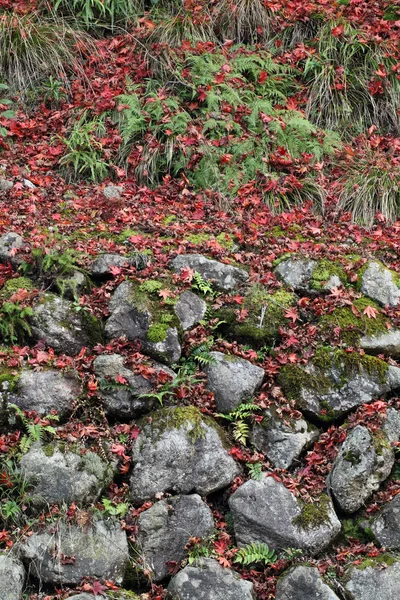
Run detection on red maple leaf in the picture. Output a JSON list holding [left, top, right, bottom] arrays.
[[284, 307, 299, 324], [363, 305, 379, 319]]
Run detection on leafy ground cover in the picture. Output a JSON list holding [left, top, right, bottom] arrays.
[[1, 1, 400, 599]]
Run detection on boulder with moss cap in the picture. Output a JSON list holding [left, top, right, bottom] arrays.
[[229, 475, 340, 554], [345, 557, 400, 600], [105, 280, 181, 364], [130, 406, 240, 504], [274, 256, 345, 293], [19, 442, 116, 507], [279, 350, 400, 422]]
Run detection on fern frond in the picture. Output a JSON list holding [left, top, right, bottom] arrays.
[[234, 542, 277, 566]]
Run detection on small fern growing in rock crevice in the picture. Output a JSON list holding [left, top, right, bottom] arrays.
[[217, 402, 261, 445], [234, 541, 277, 566]]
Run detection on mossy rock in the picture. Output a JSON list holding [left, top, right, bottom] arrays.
[[320, 297, 389, 346], [354, 553, 399, 570], [292, 494, 331, 530], [310, 259, 347, 291], [216, 285, 295, 347]]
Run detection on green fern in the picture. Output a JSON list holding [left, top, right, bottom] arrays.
[[190, 343, 216, 367], [234, 542, 277, 566], [247, 462, 263, 480], [191, 272, 217, 299], [217, 403, 261, 445], [9, 404, 59, 454]]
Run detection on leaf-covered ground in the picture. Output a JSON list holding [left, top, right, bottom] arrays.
[[2, 1, 400, 599]]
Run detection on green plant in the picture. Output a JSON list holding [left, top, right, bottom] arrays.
[[337, 146, 400, 226], [191, 272, 217, 299], [149, 3, 215, 47], [211, 0, 273, 44], [247, 461, 263, 480], [217, 402, 261, 445], [0, 459, 32, 526], [101, 497, 128, 517], [58, 113, 109, 182], [9, 404, 59, 454], [52, 0, 140, 29], [0, 302, 33, 344], [186, 534, 216, 565], [0, 83, 15, 138], [41, 76, 67, 107], [0, 12, 92, 93], [188, 342, 217, 367], [234, 541, 277, 566]]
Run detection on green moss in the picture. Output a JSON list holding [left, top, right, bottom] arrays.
[[1, 277, 34, 299], [186, 231, 235, 250], [293, 494, 331, 530], [355, 553, 398, 570], [310, 259, 346, 291], [373, 430, 391, 456], [217, 286, 295, 347], [80, 309, 104, 346], [272, 252, 293, 268], [106, 591, 141, 600], [0, 369, 20, 394], [138, 279, 163, 294], [147, 322, 169, 343], [320, 298, 389, 346], [162, 214, 177, 226], [42, 444, 55, 457], [279, 348, 389, 412], [146, 405, 228, 445]]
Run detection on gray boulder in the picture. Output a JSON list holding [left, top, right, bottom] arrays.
[[345, 559, 400, 600], [94, 353, 175, 419], [105, 281, 181, 365], [130, 406, 240, 504], [383, 407, 400, 444], [370, 495, 400, 549], [330, 425, 394, 514], [19, 443, 114, 507], [275, 565, 340, 600], [361, 262, 400, 307], [279, 352, 400, 422], [0, 554, 25, 600], [229, 476, 340, 554], [136, 494, 214, 581], [171, 254, 248, 292], [19, 519, 129, 585], [361, 329, 400, 357], [11, 368, 81, 421], [0, 179, 13, 191], [174, 291, 207, 330], [168, 558, 255, 600], [0, 231, 24, 267], [103, 185, 123, 199], [30, 294, 103, 355], [91, 252, 148, 276], [204, 351, 264, 413], [250, 409, 319, 469], [274, 257, 317, 292]]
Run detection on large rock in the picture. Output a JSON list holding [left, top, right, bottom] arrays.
[[0, 231, 24, 267], [0, 179, 13, 191], [105, 281, 181, 365], [19, 519, 129, 585], [274, 257, 317, 292], [168, 558, 255, 600], [130, 406, 240, 504], [94, 353, 175, 419], [103, 185, 123, 199], [279, 351, 400, 422], [0, 554, 25, 600], [91, 252, 148, 276], [171, 254, 248, 292], [174, 291, 207, 330], [361, 329, 400, 357], [136, 494, 214, 581], [19, 443, 114, 507], [10, 368, 81, 420], [30, 294, 103, 355], [361, 262, 400, 307], [370, 495, 400, 549], [275, 565, 340, 600], [250, 409, 319, 469], [229, 476, 340, 554], [345, 559, 400, 599], [204, 351, 264, 413], [330, 425, 394, 514]]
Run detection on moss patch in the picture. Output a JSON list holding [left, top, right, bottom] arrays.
[[320, 297, 389, 346], [217, 286, 295, 347], [293, 494, 331, 530], [186, 231, 236, 250], [310, 259, 346, 291], [1, 277, 34, 299], [355, 553, 398, 570]]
